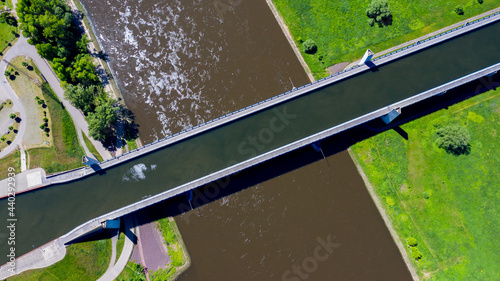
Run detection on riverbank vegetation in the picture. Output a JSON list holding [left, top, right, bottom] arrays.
[[17, 0, 138, 146], [271, 0, 498, 78], [7, 239, 111, 280], [351, 87, 500, 280], [151, 218, 189, 280]]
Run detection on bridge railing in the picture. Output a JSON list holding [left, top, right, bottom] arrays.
[[98, 11, 500, 165]]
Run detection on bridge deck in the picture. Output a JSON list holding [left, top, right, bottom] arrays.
[[52, 14, 500, 243]]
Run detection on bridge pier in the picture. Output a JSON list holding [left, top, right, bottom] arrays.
[[101, 218, 120, 229], [358, 49, 374, 66], [381, 107, 401, 124]]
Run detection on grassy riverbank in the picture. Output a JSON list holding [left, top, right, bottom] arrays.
[[271, 0, 499, 78], [7, 239, 111, 280], [151, 218, 190, 280], [351, 87, 500, 280]]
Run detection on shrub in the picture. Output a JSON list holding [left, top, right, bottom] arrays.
[[0, 137, 5, 142], [303, 39, 318, 54], [22, 62, 28, 67], [9, 113, 15, 119], [4, 70, 10, 76], [366, 0, 392, 27], [407, 237, 418, 247], [8, 126, 13, 131], [411, 248, 423, 260], [455, 6, 464, 15], [477, 0, 483, 4], [43, 117, 48, 122], [436, 124, 471, 155], [37, 100, 44, 105], [40, 124, 45, 130]]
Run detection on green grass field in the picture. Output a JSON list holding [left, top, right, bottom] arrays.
[[115, 262, 147, 281], [351, 87, 500, 280], [0, 149, 20, 174], [27, 82, 85, 174], [272, 0, 499, 78], [7, 239, 111, 280]]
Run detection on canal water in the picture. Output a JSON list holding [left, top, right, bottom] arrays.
[[1, 0, 499, 279]]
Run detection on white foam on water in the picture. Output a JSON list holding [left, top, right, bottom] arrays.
[[122, 163, 148, 182]]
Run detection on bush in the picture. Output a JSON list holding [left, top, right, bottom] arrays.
[[454, 6, 464, 15], [477, 0, 483, 3], [8, 126, 13, 131], [303, 39, 318, 54], [407, 237, 418, 247], [40, 124, 45, 130], [411, 248, 423, 260], [436, 124, 471, 155], [43, 117, 48, 122], [4, 70, 10, 76], [366, 0, 392, 27], [9, 113, 15, 119], [22, 61, 28, 67], [0, 137, 5, 142]]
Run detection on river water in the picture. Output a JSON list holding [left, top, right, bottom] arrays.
[[76, 0, 414, 279], [81, 0, 309, 142]]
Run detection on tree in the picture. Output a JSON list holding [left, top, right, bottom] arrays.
[[303, 39, 317, 54], [407, 237, 418, 247], [366, 0, 392, 27], [436, 124, 471, 155], [64, 84, 106, 114], [454, 6, 464, 15], [22, 61, 29, 67], [8, 126, 13, 131], [86, 101, 119, 142], [9, 113, 16, 119], [68, 54, 99, 85]]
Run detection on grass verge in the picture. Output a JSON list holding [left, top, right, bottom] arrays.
[[7, 239, 111, 281], [82, 131, 104, 162], [0, 149, 20, 173], [271, 0, 500, 78], [115, 231, 125, 261], [115, 261, 147, 281], [151, 217, 189, 281], [27, 82, 84, 174], [351, 87, 500, 280], [0, 118, 19, 150], [127, 139, 138, 151]]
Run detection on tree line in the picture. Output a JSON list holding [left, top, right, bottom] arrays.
[[17, 0, 138, 146]]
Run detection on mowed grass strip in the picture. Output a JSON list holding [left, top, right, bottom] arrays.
[[82, 131, 104, 162], [7, 239, 111, 281], [351, 87, 500, 280], [271, 0, 500, 78], [27, 82, 84, 174]]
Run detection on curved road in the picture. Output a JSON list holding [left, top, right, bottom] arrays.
[[0, 36, 112, 160]]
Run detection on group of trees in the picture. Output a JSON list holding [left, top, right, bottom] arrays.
[[366, 0, 392, 27], [17, 0, 138, 145], [0, 12, 18, 26], [17, 0, 97, 85]]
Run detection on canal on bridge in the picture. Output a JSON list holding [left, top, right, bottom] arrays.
[[1, 18, 500, 265]]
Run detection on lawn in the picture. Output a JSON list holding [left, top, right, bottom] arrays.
[[115, 262, 147, 281], [271, 0, 500, 78], [0, 9, 17, 55], [0, 119, 19, 150], [7, 57, 47, 147], [351, 87, 500, 280], [0, 149, 20, 174], [7, 239, 111, 280], [27, 82, 85, 174]]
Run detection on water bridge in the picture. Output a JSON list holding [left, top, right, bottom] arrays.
[[2, 12, 500, 253]]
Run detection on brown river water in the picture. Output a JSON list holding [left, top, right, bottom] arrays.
[[79, 0, 412, 279]]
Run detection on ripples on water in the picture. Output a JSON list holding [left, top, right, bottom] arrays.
[[82, 0, 305, 142]]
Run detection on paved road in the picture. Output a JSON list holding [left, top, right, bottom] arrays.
[[0, 36, 112, 160], [97, 215, 136, 281]]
